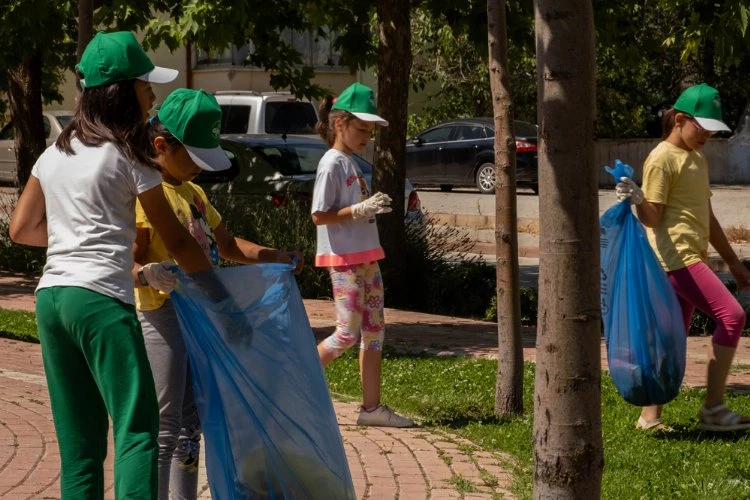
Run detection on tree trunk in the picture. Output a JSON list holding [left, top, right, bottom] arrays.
[[77, 0, 95, 92], [532, 1, 603, 498], [8, 50, 45, 190], [488, 0, 523, 416], [374, 0, 411, 308]]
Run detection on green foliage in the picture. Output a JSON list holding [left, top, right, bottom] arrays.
[[326, 353, 750, 499], [0, 192, 46, 274], [484, 288, 537, 326]]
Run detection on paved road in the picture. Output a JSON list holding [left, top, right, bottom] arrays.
[[416, 185, 750, 228]]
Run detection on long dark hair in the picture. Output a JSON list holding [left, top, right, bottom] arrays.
[[316, 95, 354, 147], [56, 79, 158, 169]]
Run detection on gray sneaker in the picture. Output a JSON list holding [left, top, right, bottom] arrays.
[[357, 404, 415, 428]]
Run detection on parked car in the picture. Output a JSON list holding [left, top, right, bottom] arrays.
[[214, 91, 318, 136], [194, 134, 423, 222], [405, 118, 538, 194], [0, 110, 74, 184]]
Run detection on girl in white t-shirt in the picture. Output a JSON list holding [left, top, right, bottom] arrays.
[[9, 32, 218, 498], [311, 82, 413, 428]]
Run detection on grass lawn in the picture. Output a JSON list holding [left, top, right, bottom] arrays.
[[326, 350, 750, 499], [4, 307, 750, 498]]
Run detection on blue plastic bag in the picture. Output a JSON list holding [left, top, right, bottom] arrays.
[[600, 160, 686, 406], [170, 263, 356, 500]]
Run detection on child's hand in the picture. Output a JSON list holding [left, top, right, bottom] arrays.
[[616, 177, 644, 204], [140, 261, 178, 294], [276, 250, 304, 274], [351, 192, 392, 220]]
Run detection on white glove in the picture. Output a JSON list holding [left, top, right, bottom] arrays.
[[141, 261, 177, 294], [615, 177, 644, 205], [351, 192, 393, 220]]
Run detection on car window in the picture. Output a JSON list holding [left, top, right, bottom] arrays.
[[220, 105, 251, 134], [264, 102, 317, 134], [253, 144, 326, 175], [418, 126, 453, 143], [57, 115, 73, 130], [193, 148, 241, 185], [514, 121, 538, 138], [0, 116, 53, 139], [453, 125, 486, 141]]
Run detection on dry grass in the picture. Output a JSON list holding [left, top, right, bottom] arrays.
[[725, 224, 750, 243]]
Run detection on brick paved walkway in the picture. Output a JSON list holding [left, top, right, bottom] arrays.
[[3, 271, 750, 498], [0, 274, 516, 499]]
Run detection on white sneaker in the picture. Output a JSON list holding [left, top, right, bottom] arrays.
[[357, 404, 415, 428]]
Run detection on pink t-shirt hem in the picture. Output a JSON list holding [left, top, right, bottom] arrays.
[[315, 247, 385, 267]]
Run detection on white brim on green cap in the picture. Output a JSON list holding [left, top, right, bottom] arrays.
[[350, 112, 389, 126], [138, 66, 179, 84], [694, 116, 731, 133], [185, 145, 231, 172]]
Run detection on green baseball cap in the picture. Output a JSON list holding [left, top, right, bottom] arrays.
[[332, 82, 389, 126], [673, 83, 731, 133], [77, 31, 178, 89], [157, 89, 231, 172]]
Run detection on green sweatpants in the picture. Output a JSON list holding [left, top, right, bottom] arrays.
[[36, 286, 159, 499]]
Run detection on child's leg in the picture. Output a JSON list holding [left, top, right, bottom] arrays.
[[37, 288, 109, 500], [170, 365, 201, 500], [139, 300, 197, 500], [668, 262, 746, 408], [53, 287, 159, 498], [318, 265, 364, 366], [360, 262, 386, 409]]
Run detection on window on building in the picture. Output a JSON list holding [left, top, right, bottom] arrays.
[[195, 28, 343, 69]]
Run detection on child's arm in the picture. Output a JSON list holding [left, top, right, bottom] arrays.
[[138, 185, 212, 274], [9, 176, 48, 247], [311, 192, 392, 225], [214, 223, 304, 273]]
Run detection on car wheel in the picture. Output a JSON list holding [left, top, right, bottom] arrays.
[[475, 163, 496, 194], [439, 184, 453, 192]]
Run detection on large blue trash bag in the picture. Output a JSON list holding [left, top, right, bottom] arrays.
[[170, 263, 356, 500], [600, 160, 686, 406]]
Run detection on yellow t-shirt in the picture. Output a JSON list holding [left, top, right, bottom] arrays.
[[642, 141, 712, 272], [135, 181, 222, 311]]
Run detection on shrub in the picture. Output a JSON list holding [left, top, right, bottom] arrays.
[[0, 190, 46, 274]]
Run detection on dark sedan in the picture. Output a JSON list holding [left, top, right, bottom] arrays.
[[405, 118, 538, 194]]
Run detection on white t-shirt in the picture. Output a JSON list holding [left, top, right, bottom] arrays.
[[33, 139, 162, 304], [311, 149, 384, 267]]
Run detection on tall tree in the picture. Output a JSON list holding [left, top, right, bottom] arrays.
[[373, 0, 412, 307], [532, 1, 603, 498], [0, 1, 76, 188], [487, 0, 523, 416]]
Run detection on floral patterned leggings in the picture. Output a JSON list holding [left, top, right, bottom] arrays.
[[320, 261, 385, 358]]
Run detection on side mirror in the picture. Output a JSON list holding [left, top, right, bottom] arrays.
[[411, 137, 423, 145]]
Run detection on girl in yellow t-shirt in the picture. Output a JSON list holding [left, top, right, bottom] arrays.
[[133, 88, 303, 500], [617, 83, 750, 433]]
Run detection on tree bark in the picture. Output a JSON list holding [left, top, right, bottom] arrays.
[[488, 0, 523, 416], [532, 1, 603, 498], [8, 50, 45, 190], [77, 0, 94, 92], [374, 0, 411, 308]]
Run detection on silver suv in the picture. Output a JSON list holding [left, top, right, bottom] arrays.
[[214, 91, 318, 136]]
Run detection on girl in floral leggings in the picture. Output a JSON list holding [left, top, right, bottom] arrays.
[[311, 82, 413, 428]]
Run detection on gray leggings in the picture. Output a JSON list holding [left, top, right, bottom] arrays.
[[138, 300, 201, 500]]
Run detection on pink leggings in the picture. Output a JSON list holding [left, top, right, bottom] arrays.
[[668, 261, 746, 348]]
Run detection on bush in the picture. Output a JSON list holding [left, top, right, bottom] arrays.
[[0, 190, 46, 274]]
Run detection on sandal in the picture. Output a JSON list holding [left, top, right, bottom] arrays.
[[698, 404, 750, 432], [635, 417, 673, 432]]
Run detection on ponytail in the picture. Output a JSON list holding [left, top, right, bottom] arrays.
[[315, 94, 355, 147]]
